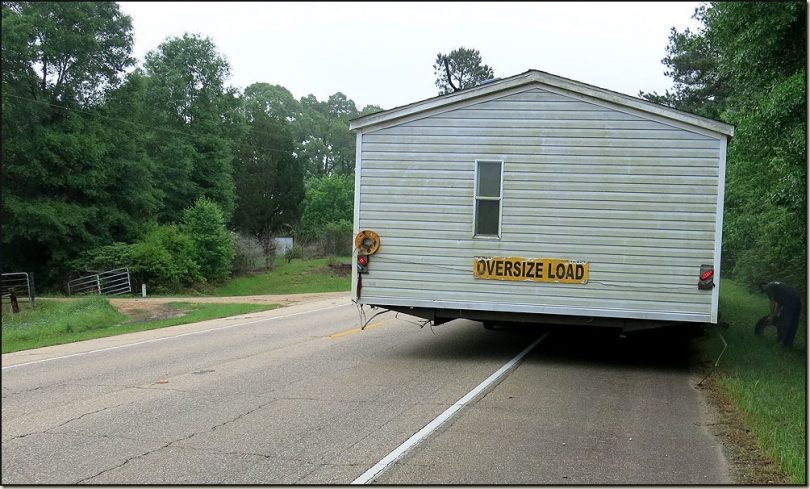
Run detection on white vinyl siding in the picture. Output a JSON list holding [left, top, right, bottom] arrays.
[[356, 86, 724, 322]]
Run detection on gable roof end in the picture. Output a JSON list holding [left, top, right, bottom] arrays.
[[349, 69, 735, 137]]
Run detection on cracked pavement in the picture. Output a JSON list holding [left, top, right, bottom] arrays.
[[2, 294, 730, 484], [2, 295, 520, 484]]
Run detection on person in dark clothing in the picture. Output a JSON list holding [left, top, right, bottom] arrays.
[[753, 314, 772, 336], [758, 282, 802, 347]]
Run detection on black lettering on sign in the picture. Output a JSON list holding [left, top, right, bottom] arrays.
[[474, 257, 587, 283]]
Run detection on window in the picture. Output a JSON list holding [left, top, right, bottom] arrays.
[[474, 160, 503, 237]]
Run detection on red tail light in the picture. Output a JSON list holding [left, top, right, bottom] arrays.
[[698, 265, 714, 290], [357, 255, 369, 273]]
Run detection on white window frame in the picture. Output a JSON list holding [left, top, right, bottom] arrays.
[[473, 159, 504, 239]]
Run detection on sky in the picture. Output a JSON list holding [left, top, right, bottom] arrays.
[[117, 2, 703, 111]]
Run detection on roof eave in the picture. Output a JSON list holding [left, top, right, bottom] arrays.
[[349, 70, 536, 131], [349, 69, 735, 137]]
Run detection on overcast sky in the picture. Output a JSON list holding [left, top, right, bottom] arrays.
[[117, 2, 703, 110]]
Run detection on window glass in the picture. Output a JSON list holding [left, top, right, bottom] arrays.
[[475, 200, 500, 235], [474, 161, 502, 236], [477, 161, 501, 197]]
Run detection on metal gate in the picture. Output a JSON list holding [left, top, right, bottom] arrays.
[[67, 267, 132, 296], [1, 272, 35, 307]]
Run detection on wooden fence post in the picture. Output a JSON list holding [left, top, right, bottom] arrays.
[[9, 288, 20, 314]]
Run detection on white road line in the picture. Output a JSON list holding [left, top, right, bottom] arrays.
[[2, 302, 350, 370], [351, 331, 551, 485]]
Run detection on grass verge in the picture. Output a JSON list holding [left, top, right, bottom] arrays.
[[212, 257, 351, 296], [2, 297, 277, 353], [698, 279, 806, 484]]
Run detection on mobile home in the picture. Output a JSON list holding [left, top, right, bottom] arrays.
[[349, 70, 734, 331]]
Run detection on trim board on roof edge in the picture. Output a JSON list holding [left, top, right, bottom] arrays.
[[349, 69, 734, 137]]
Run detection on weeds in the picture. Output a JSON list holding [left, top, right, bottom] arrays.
[[700, 279, 806, 483], [212, 257, 350, 296], [2, 297, 276, 353]]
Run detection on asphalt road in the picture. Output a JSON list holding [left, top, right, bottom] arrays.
[[2, 294, 730, 484]]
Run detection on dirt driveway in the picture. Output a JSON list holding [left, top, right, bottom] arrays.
[[107, 292, 349, 319]]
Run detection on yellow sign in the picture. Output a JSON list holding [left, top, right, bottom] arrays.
[[473, 256, 589, 284]]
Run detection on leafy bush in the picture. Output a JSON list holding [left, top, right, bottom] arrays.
[[296, 174, 354, 258], [73, 242, 134, 272], [182, 198, 235, 283], [75, 200, 236, 293], [129, 224, 204, 292], [76, 224, 204, 293], [300, 174, 353, 232], [321, 219, 353, 257]]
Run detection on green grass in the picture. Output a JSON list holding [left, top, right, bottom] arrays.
[[1, 257, 347, 352], [2, 297, 277, 353], [700, 279, 806, 484], [212, 257, 351, 296]]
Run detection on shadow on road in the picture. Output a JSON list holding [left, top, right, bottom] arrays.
[[527, 323, 699, 372], [385, 317, 700, 374]]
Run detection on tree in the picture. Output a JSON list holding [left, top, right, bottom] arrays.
[[299, 174, 354, 231], [298, 174, 355, 257], [241, 82, 300, 123], [359, 104, 384, 117], [182, 198, 234, 283], [130, 224, 204, 291], [140, 34, 243, 222], [433, 47, 494, 95], [638, 25, 731, 120], [232, 83, 305, 260], [1, 1, 134, 106], [294, 92, 360, 177], [703, 2, 806, 291], [0, 2, 154, 286], [1, 3, 386, 288]]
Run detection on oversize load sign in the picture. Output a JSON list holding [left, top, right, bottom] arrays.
[[473, 256, 589, 284]]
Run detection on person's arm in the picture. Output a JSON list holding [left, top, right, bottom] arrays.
[[769, 298, 782, 319]]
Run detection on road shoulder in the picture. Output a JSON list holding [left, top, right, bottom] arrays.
[[2, 292, 351, 368]]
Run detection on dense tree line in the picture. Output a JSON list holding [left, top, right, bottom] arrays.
[[1, 2, 380, 290], [640, 2, 806, 293]]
